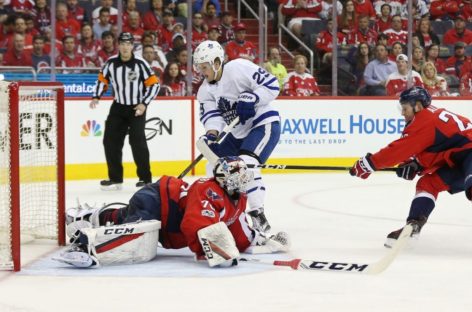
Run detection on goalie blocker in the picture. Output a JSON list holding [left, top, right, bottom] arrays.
[[54, 220, 160, 268]]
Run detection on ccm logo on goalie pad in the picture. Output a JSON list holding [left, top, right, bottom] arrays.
[[301, 261, 368, 272], [200, 238, 214, 259], [104, 227, 135, 235]]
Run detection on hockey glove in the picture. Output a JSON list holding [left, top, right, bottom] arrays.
[[350, 153, 375, 179], [236, 91, 259, 125], [396, 159, 421, 180]]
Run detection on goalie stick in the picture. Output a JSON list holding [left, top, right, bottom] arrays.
[[246, 164, 397, 172], [178, 117, 240, 179], [240, 224, 412, 274]]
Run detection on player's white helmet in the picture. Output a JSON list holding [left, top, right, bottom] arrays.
[[194, 40, 225, 68], [213, 156, 253, 194]]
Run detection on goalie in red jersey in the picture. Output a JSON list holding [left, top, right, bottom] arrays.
[[350, 86, 472, 247], [54, 156, 289, 268]]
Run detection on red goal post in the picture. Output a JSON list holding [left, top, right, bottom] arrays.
[[0, 81, 65, 271]]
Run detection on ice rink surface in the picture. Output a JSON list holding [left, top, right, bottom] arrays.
[[1, 173, 472, 312]]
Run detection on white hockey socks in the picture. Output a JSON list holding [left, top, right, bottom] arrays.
[[198, 222, 240, 267]]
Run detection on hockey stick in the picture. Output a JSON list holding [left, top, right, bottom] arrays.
[[178, 117, 240, 179], [240, 224, 412, 274], [246, 164, 397, 172]]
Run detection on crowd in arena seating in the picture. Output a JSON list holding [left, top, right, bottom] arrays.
[[1, 0, 472, 96]]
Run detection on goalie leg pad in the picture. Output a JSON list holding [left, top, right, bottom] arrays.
[[198, 222, 240, 267], [59, 220, 161, 267]]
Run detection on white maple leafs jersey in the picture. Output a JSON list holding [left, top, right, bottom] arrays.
[[197, 58, 280, 139]]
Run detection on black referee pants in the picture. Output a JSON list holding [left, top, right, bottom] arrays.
[[103, 101, 152, 183]]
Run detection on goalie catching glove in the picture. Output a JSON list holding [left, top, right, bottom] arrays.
[[236, 91, 259, 125]]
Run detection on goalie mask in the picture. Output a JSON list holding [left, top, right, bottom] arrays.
[[213, 156, 253, 194]]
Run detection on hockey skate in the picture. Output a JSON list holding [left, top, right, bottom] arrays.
[[53, 244, 99, 268], [248, 208, 271, 233], [100, 180, 123, 191], [384, 217, 427, 248]]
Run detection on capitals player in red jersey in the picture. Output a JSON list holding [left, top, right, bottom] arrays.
[[54, 157, 289, 268], [350, 87, 472, 247]]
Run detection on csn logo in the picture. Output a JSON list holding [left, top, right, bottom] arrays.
[[145, 117, 172, 140]]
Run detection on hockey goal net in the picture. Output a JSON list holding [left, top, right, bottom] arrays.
[[0, 81, 65, 271]]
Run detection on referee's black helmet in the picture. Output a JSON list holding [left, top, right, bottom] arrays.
[[118, 32, 134, 43]]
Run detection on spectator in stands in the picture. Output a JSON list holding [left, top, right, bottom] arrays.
[[283, 54, 321, 96], [263, 47, 288, 92], [143, 0, 164, 31], [459, 67, 472, 95], [92, 0, 118, 25], [281, 0, 322, 40], [347, 41, 372, 90], [374, 3, 391, 33], [2, 33, 32, 66], [348, 14, 377, 46], [142, 44, 164, 78], [315, 17, 346, 64], [384, 14, 407, 46], [443, 15, 472, 46], [193, 0, 221, 16], [218, 11, 234, 46], [225, 23, 259, 63], [123, 0, 141, 29], [412, 46, 425, 73], [9, 0, 33, 16], [124, 11, 145, 46], [376, 32, 388, 46], [56, 2, 80, 42], [388, 41, 404, 61], [320, 0, 343, 20], [411, 33, 421, 49], [97, 30, 117, 67], [430, 0, 459, 21], [24, 15, 39, 38], [421, 61, 449, 97], [400, 0, 429, 21], [0, 15, 15, 50], [353, 0, 376, 20], [338, 0, 357, 36], [31, 35, 50, 70], [31, 0, 51, 35], [57, 35, 86, 73], [78, 23, 100, 67], [374, 1, 400, 17], [425, 44, 446, 74], [134, 30, 167, 70], [0, 0, 13, 25], [159, 61, 187, 96], [446, 41, 472, 78], [172, 22, 185, 36], [191, 12, 208, 50], [360, 43, 396, 95], [166, 0, 187, 18], [93, 7, 112, 40], [156, 9, 174, 53], [385, 54, 424, 96], [207, 24, 221, 41], [166, 32, 186, 62], [175, 47, 188, 75], [415, 18, 439, 49], [42, 26, 63, 55], [66, 0, 87, 25], [203, 2, 220, 29], [462, 0, 472, 22], [10, 16, 32, 50]]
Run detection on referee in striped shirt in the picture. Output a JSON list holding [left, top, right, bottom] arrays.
[[90, 32, 160, 190]]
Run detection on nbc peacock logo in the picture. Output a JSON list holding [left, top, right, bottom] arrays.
[[81, 120, 103, 137]]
